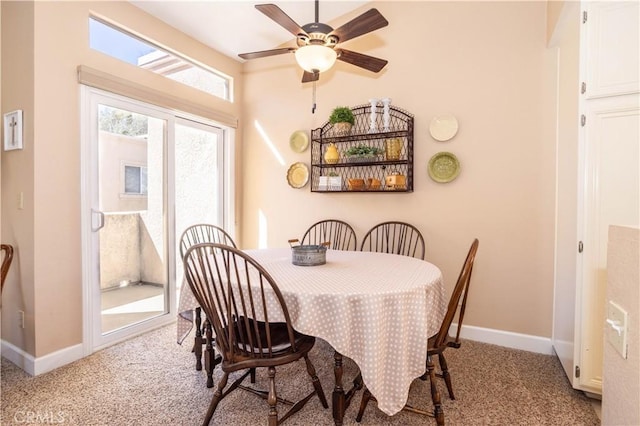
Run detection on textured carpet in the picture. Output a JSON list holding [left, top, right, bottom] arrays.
[[1, 324, 600, 425]]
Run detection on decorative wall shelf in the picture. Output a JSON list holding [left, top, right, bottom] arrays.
[[310, 104, 414, 192]]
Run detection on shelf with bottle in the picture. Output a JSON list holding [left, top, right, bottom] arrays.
[[310, 103, 414, 193]]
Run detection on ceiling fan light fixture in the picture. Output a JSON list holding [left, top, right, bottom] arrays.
[[295, 45, 337, 73]]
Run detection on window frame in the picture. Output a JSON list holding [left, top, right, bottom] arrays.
[[89, 16, 233, 102], [120, 161, 148, 198]]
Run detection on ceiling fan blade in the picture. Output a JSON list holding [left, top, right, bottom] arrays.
[[328, 9, 388, 43], [255, 4, 308, 38], [302, 71, 320, 83], [336, 49, 388, 73], [238, 47, 296, 60]]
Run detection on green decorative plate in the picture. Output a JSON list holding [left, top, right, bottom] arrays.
[[289, 130, 309, 153], [428, 152, 460, 183]]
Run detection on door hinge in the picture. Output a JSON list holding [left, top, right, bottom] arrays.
[[578, 241, 584, 253], [581, 82, 586, 94], [582, 11, 587, 24], [575, 365, 581, 378], [581, 114, 586, 127]]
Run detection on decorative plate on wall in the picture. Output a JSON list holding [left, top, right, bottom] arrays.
[[289, 130, 309, 153], [286, 162, 309, 189], [429, 114, 459, 141], [428, 152, 461, 183]]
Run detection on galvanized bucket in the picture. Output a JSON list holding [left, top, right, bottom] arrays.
[[288, 240, 329, 266]]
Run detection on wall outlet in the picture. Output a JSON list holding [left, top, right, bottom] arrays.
[[18, 310, 25, 329]]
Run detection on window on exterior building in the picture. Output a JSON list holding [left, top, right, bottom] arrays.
[[89, 17, 231, 101], [124, 165, 148, 195]]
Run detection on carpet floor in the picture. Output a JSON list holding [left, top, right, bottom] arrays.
[[1, 324, 600, 425]]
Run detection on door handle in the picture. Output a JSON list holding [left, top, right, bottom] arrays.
[[92, 209, 105, 232]]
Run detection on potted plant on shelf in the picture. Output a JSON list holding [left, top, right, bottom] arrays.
[[327, 171, 342, 191], [344, 144, 384, 162], [329, 106, 355, 136]]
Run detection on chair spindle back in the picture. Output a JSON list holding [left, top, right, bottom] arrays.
[[1, 244, 14, 294], [179, 224, 236, 258], [302, 219, 357, 251], [360, 221, 425, 259], [183, 243, 298, 363]]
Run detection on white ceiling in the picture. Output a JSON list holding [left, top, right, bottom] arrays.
[[130, 1, 371, 62]]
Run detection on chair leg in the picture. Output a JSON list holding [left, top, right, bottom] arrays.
[[427, 355, 444, 426], [438, 353, 455, 400], [267, 366, 278, 426], [203, 372, 228, 426], [194, 307, 203, 371], [250, 367, 256, 384], [205, 320, 214, 388], [355, 388, 373, 422], [303, 354, 328, 408]]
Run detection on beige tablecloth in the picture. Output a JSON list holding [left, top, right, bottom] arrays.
[[178, 247, 446, 416]]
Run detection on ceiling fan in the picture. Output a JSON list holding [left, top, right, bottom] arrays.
[[238, 1, 389, 83]]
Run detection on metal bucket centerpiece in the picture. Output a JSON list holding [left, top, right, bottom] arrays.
[[288, 240, 329, 266]]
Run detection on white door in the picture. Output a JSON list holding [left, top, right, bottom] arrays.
[[575, 0, 640, 393], [578, 95, 639, 392]]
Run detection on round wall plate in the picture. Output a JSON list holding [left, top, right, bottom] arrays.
[[286, 162, 309, 188], [428, 152, 461, 183], [429, 114, 459, 141], [289, 130, 309, 153]]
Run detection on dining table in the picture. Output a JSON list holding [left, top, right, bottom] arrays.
[[177, 247, 446, 425]]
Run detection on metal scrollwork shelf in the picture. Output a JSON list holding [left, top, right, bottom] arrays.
[[310, 104, 414, 192]]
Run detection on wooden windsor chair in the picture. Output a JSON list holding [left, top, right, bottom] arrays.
[[183, 243, 328, 425]]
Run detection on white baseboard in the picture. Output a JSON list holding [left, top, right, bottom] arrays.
[[451, 323, 553, 355], [2, 323, 553, 376], [1, 339, 84, 376]]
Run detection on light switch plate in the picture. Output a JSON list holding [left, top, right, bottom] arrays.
[[606, 300, 628, 359]]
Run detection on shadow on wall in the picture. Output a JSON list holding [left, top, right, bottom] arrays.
[[99, 213, 165, 289]]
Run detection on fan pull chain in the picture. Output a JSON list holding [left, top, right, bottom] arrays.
[[312, 81, 317, 114]]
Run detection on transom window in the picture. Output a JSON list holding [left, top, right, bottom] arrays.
[[89, 17, 232, 101]]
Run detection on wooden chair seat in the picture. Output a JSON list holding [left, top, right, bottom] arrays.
[[230, 319, 316, 359]]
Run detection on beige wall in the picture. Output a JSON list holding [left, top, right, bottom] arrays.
[[546, 0, 565, 44], [603, 226, 640, 425], [1, 1, 242, 357], [240, 1, 558, 338], [1, 1, 36, 354]]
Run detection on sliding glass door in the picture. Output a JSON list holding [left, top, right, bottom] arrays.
[[82, 87, 231, 351]]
